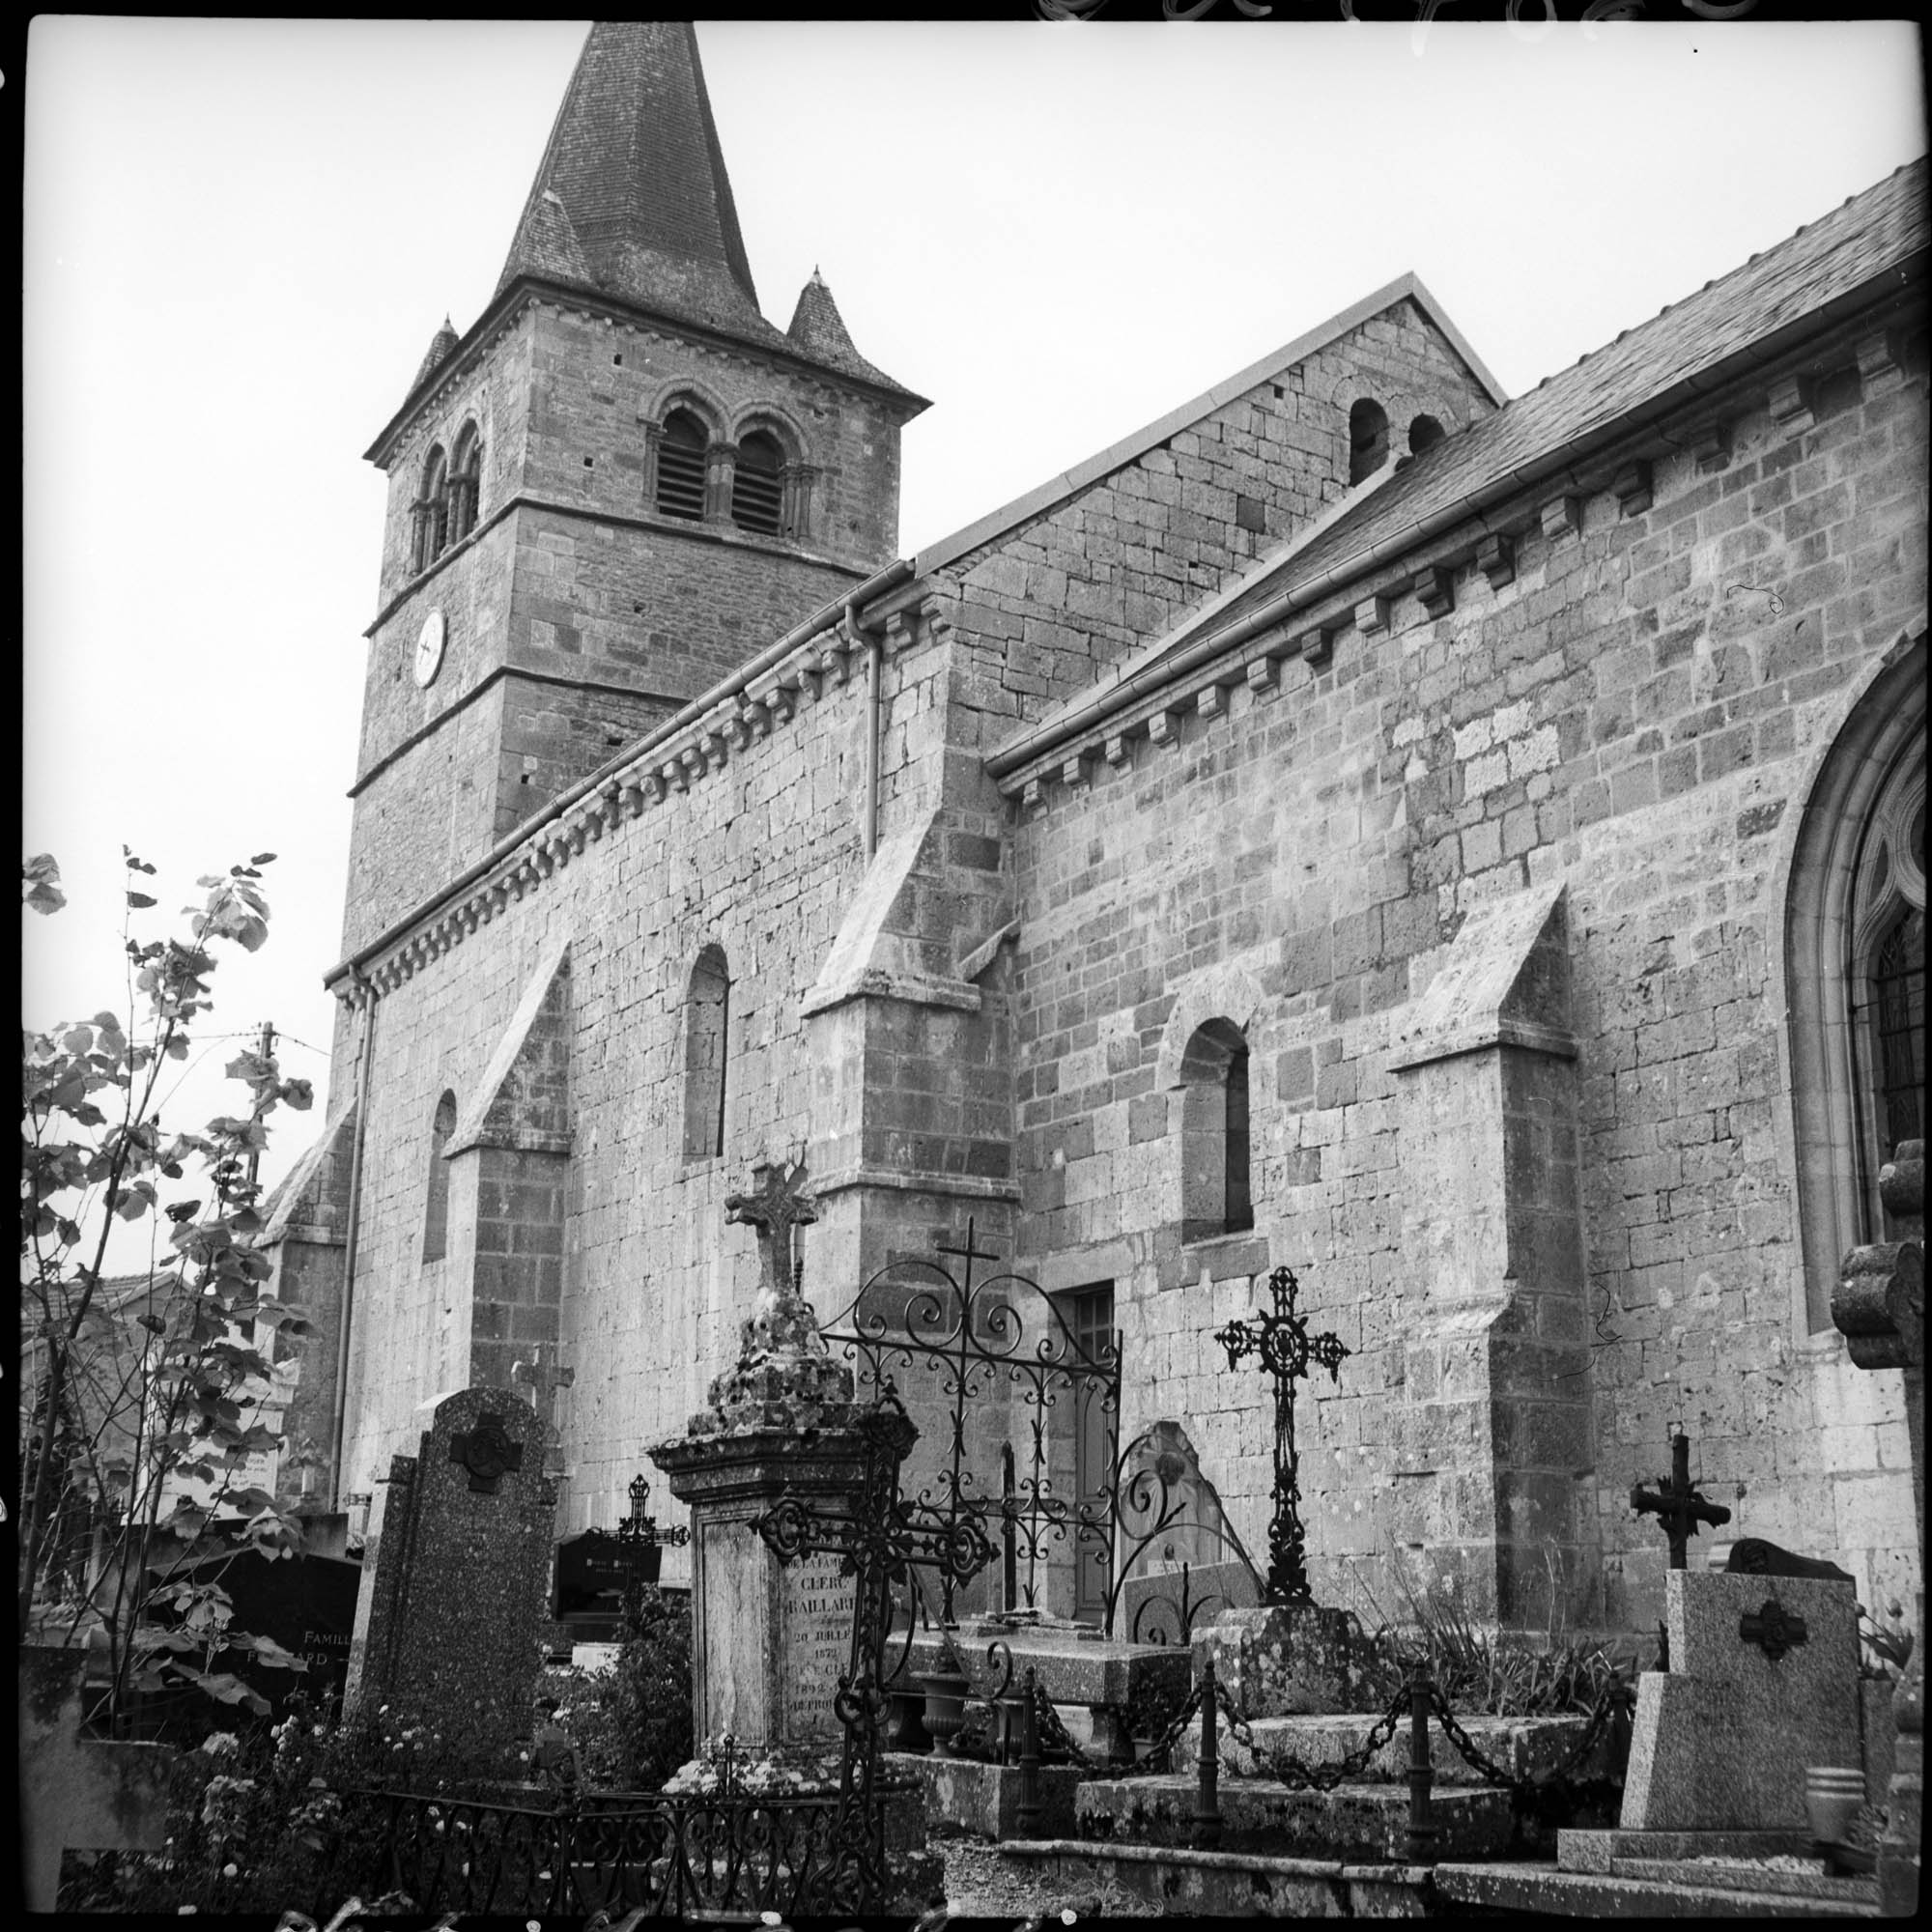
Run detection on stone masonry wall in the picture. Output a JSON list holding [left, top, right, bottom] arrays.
[[936, 298, 1496, 745], [997, 330, 1927, 1634]]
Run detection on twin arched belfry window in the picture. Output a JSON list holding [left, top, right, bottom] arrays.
[[651, 406, 806, 541], [412, 425, 483, 574]]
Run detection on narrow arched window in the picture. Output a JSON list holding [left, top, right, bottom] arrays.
[[731, 429, 785, 537], [1179, 1019, 1254, 1243], [656, 409, 708, 522], [1348, 400, 1390, 485], [450, 425, 482, 542], [413, 445, 450, 573], [683, 947, 729, 1160], [1407, 414, 1446, 457], [422, 1090, 457, 1263]]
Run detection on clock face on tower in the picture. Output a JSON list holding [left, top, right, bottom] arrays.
[[413, 609, 446, 689]]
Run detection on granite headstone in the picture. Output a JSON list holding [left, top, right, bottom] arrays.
[[344, 1386, 556, 1762], [1619, 1568, 1861, 1833]]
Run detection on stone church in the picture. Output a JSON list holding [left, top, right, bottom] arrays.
[[260, 21, 1925, 1639]]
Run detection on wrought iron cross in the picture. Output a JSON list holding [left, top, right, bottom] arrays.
[[935, 1218, 1003, 1295], [1216, 1264, 1349, 1604], [618, 1472, 689, 1550], [1630, 1432, 1731, 1570], [725, 1158, 819, 1297], [752, 1397, 995, 1913]]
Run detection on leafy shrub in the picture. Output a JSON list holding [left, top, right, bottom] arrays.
[[56, 1690, 532, 1915], [537, 1584, 695, 1791]]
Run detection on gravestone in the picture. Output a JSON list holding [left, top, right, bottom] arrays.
[[553, 1526, 661, 1640], [1559, 1568, 1861, 1868], [344, 1386, 555, 1764], [18, 1646, 174, 1912]]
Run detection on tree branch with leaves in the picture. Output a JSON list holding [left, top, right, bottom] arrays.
[[20, 848, 317, 1726]]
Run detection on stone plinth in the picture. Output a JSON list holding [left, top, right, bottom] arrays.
[[1614, 1569, 1860, 1834], [651, 1417, 871, 1789], [1193, 1602, 1381, 1718]]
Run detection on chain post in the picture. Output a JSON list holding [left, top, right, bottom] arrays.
[[1192, 1658, 1223, 1849], [1406, 1659, 1435, 1864], [1016, 1665, 1042, 1838]]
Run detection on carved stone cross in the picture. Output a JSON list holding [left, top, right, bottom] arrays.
[[513, 1343, 574, 1477], [1630, 1431, 1731, 1570], [726, 1158, 819, 1299]]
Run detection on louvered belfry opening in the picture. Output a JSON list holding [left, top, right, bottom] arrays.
[[655, 409, 708, 522], [731, 429, 784, 536]]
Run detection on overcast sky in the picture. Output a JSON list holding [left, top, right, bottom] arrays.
[[22, 17, 1926, 1256]]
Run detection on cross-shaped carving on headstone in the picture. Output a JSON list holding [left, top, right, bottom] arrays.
[[1215, 1264, 1350, 1605], [513, 1344, 575, 1477], [1739, 1597, 1810, 1662], [448, 1408, 524, 1494], [1630, 1431, 1731, 1570]]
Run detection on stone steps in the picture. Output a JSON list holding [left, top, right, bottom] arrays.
[[1171, 1709, 1612, 1787], [1074, 1772, 1515, 1861]]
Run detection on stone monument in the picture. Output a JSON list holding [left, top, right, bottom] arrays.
[[344, 1385, 556, 1764], [649, 1161, 877, 1791], [1559, 1567, 1861, 1869]]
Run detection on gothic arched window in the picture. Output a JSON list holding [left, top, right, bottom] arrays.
[[731, 429, 785, 537], [422, 1090, 458, 1263], [655, 408, 708, 523], [450, 424, 483, 543], [1349, 399, 1390, 485], [1786, 632, 1927, 1328], [1179, 1019, 1254, 1244], [682, 947, 729, 1160]]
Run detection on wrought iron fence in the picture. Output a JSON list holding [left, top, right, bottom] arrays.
[[821, 1224, 1255, 1636], [348, 1786, 850, 1918]]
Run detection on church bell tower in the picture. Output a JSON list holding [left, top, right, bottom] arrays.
[[342, 21, 926, 957]]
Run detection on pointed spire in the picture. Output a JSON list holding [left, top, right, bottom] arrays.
[[412, 315, 460, 392], [786, 269, 918, 398], [496, 22, 781, 345]]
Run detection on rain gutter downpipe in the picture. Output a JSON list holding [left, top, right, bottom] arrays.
[[328, 964, 378, 1512], [853, 595, 883, 861]]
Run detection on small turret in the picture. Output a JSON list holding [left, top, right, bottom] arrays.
[[411, 315, 459, 393], [785, 268, 914, 396]]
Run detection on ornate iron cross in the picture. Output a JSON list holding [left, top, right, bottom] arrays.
[[618, 1473, 689, 1550], [752, 1397, 995, 1913], [1216, 1264, 1349, 1604], [725, 1157, 819, 1297], [1630, 1432, 1731, 1570]]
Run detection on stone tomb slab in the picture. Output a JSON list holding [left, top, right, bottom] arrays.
[[1616, 1569, 1860, 1834]]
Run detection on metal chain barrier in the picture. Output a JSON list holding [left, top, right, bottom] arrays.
[[1213, 1677, 1410, 1791], [1426, 1678, 1632, 1795], [1023, 1673, 1205, 1777]]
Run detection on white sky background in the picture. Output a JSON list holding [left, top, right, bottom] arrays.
[[22, 17, 1927, 1270]]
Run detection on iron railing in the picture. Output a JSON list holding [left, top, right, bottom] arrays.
[[350, 1786, 850, 1918], [821, 1224, 1259, 1636]]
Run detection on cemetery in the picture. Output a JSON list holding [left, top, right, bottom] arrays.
[[23, 1153, 1923, 1919], [21, 21, 1925, 1922]]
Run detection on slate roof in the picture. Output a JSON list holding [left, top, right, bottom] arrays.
[[1205, 158, 1929, 638], [786, 269, 919, 398], [915, 271, 1505, 580], [497, 21, 777, 346]]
